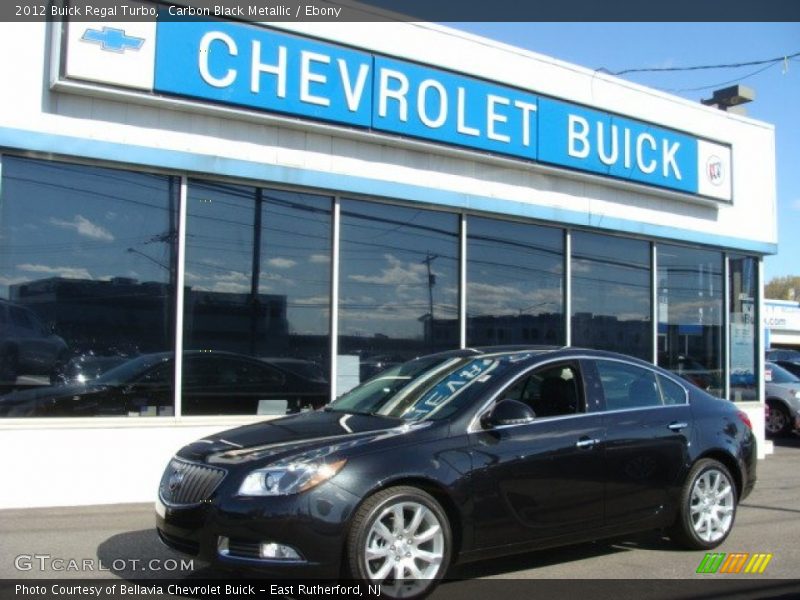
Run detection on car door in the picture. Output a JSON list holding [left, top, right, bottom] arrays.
[[469, 360, 606, 549], [587, 358, 692, 528]]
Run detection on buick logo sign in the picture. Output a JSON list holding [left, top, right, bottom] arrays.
[[706, 155, 725, 187], [167, 469, 185, 493]]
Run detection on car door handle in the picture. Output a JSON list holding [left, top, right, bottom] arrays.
[[575, 437, 600, 449], [668, 421, 689, 431]]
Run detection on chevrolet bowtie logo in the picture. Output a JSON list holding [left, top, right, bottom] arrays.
[[81, 27, 145, 53]]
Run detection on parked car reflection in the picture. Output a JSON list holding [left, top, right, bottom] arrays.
[[0, 299, 68, 385], [0, 351, 328, 418], [659, 353, 720, 392]]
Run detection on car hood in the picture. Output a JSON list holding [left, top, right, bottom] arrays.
[[179, 410, 433, 466]]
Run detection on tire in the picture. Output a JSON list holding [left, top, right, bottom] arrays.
[[345, 486, 452, 599], [766, 401, 792, 437], [669, 459, 737, 550]]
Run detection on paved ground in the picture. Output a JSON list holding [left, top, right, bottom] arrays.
[[1, 436, 799, 594]]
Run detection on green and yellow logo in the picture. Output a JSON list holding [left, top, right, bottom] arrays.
[[696, 552, 773, 574]]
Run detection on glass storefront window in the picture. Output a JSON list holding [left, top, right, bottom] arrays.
[[183, 182, 332, 415], [0, 157, 178, 417], [467, 217, 564, 346], [729, 255, 758, 401], [571, 231, 651, 359], [657, 244, 724, 397], [338, 200, 459, 393]]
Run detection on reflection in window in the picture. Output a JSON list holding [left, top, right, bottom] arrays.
[[729, 256, 758, 401], [596, 360, 662, 410], [183, 182, 332, 415], [338, 200, 459, 393], [571, 231, 651, 359], [657, 245, 723, 397], [467, 217, 564, 346], [0, 157, 177, 417]]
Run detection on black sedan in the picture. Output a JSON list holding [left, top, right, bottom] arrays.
[[156, 347, 757, 598], [0, 351, 328, 417]]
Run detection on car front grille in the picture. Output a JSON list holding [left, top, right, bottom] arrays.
[[159, 458, 226, 506]]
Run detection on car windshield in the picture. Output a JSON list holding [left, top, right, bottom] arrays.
[[95, 354, 170, 385], [326, 352, 537, 421], [765, 362, 800, 384]]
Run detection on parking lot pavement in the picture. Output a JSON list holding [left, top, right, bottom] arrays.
[[2, 436, 799, 584]]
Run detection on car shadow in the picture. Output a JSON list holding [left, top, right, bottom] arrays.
[[445, 529, 677, 580], [771, 432, 800, 448], [96, 528, 227, 580], [98, 527, 681, 584]]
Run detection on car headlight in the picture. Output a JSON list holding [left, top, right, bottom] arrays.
[[238, 459, 347, 496]]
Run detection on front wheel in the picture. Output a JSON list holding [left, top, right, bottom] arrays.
[[766, 401, 792, 437], [669, 459, 737, 550], [345, 486, 451, 599]]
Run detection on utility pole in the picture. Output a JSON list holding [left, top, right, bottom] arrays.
[[422, 254, 438, 343]]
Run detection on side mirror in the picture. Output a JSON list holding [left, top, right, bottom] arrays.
[[480, 399, 535, 429]]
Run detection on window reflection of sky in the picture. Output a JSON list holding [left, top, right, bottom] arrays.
[[339, 199, 459, 341], [0, 157, 174, 297], [185, 181, 332, 336]]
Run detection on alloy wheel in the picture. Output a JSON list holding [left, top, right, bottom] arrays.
[[363, 500, 445, 595], [689, 468, 735, 543]]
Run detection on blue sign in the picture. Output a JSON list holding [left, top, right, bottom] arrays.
[[149, 18, 722, 198], [155, 19, 373, 126], [538, 99, 697, 193], [372, 57, 539, 160]]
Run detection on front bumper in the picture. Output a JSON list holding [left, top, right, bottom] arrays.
[[155, 481, 361, 579]]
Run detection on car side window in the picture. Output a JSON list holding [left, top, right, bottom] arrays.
[[502, 362, 583, 419], [657, 374, 687, 405], [595, 360, 663, 411]]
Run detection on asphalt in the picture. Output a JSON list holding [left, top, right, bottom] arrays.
[[1, 435, 799, 597]]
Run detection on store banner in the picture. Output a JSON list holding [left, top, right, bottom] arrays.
[[60, 11, 733, 201]]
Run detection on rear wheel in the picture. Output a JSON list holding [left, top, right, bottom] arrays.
[[766, 401, 791, 437], [345, 486, 451, 599], [669, 459, 737, 550]]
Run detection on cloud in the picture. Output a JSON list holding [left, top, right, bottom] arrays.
[[267, 257, 297, 269], [17, 263, 92, 279], [309, 254, 330, 264], [792, 198, 800, 211], [49, 215, 115, 242], [348, 254, 426, 286]]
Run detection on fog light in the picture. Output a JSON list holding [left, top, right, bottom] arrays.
[[259, 542, 302, 560]]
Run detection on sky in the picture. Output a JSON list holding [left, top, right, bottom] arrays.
[[447, 22, 800, 283]]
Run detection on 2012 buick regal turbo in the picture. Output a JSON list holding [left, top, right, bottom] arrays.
[[156, 347, 757, 597]]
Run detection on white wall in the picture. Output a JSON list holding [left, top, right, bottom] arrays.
[[0, 418, 263, 509]]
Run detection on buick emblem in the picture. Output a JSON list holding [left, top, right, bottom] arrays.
[[168, 469, 185, 492], [706, 155, 724, 187]]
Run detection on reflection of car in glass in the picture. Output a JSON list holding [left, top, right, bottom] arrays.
[[764, 361, 800, 437], [774, 359, 800, 379], [0, 299, 68, 383], [659, 353, 718, 391], [766, 348, 800, 364], [156, 347, 756, 599], [0, 351, 328, 417], [54, 353, 131, 385]]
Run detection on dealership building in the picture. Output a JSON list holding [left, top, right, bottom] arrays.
[[0, 9, 777, 508]]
